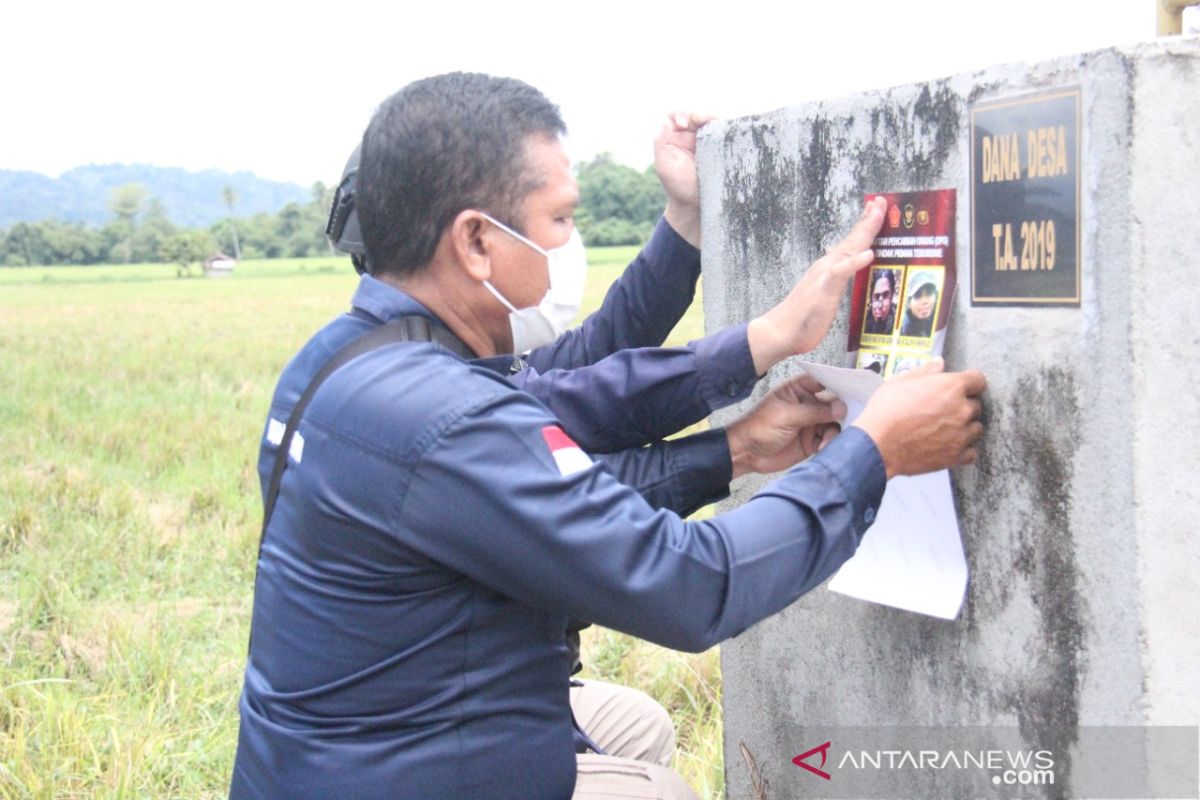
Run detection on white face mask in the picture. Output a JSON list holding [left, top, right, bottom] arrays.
[[479, 213, 587, 354]]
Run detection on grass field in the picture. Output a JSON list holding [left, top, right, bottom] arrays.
[[0, 248, 722, 798]]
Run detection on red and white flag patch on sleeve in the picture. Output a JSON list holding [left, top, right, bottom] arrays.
[[541, 425, 592, 476]]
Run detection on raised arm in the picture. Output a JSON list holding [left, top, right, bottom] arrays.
[[525, 113, 714, 371]]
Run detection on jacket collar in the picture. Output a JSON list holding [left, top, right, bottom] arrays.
[[349, 273, 443, 325]]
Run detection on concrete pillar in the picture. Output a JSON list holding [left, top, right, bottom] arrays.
[[698, 36, 1199, 799]]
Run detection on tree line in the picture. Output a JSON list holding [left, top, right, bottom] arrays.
[[0, 181, 333, 269], [0, 154, 666, 268]]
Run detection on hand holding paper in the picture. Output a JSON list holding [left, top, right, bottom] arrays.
[[798, 359, 986, 620], [725, 373, 848, 479]]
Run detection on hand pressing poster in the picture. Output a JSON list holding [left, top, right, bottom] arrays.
[[846, 189, 957, 374]]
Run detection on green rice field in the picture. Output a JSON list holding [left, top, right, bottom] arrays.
[[0, 249, 721, 799]]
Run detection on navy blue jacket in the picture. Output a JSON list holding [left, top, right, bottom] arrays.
[[231, 221, 886, 799]]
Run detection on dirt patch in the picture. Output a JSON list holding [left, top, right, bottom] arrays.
[[57, 632, 108, 677], [147, 497, 185, 546], [0, 599, 18, 631], [174, 597, 206, 620]]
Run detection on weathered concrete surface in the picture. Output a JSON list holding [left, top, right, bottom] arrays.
[[698, 37, 1199, 799]]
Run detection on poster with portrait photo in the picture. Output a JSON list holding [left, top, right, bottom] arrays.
[[855, 351, 889, 376], [860, 267, 903, 345], [846, 188, 956, 372], [897, 266, 945, 344], [891, 354, 930, 376]]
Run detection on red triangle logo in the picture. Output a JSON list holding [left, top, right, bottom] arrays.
[[792, 741, 832, 780]]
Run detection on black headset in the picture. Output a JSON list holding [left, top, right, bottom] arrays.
[[324, 144, 370, 275]]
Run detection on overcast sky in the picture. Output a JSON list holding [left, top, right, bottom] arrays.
[[3, 1, 1190, 187]]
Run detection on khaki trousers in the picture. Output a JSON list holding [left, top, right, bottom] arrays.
[[569, 680, 699, 800]]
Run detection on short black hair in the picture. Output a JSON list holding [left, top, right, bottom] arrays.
[[358, 72, 566, 277]]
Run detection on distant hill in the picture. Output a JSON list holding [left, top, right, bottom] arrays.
[[0, 164, 313, 229]]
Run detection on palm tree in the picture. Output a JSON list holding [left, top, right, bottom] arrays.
[[222, 184, 242, 260]]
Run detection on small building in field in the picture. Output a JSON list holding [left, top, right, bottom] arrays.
[[203, 253, 236, 277]]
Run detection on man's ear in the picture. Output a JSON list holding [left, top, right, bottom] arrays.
[[447, 209, 493, 283]]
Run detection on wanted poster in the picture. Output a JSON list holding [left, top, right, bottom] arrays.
[[846, 189, 957, 375]]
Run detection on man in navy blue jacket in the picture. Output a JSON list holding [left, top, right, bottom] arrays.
[[231, 73, 985, 799], [319, 126, 850, 775]]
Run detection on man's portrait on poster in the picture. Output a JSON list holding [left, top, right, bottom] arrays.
[[900, 269, 942, 339], [863, 268, 900, 336]]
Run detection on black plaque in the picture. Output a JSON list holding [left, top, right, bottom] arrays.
[[971, 89, 1081, 305]]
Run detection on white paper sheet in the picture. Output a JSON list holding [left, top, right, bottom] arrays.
[[798, 361, 968, 620]]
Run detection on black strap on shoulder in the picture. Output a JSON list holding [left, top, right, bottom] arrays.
[[258, 315, 470, 558], [249, 315, 469, 653]]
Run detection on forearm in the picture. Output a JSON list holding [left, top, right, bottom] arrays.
[[664, 201, 700, 249], [516, 323, 756, 452], [592, 428, 732, 517], [746, 315, 793, 377]]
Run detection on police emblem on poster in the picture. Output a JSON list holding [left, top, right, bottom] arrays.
[[970, 88, 1081, 305], [846, 189, 956, 378]]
